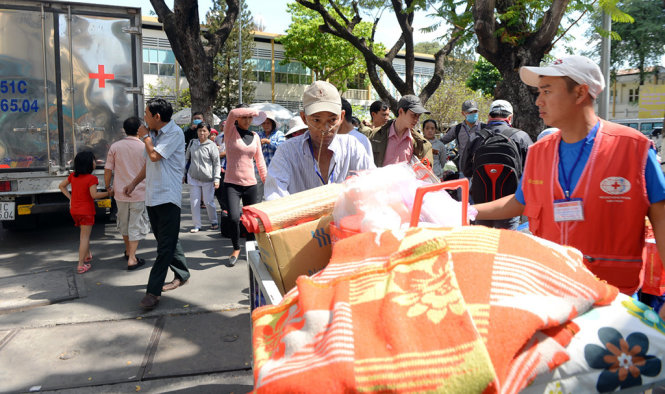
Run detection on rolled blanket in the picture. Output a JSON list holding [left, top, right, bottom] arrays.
[[241, 183, 343, 233], [251, 226, 618, 393]]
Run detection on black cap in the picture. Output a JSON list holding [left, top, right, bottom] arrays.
[[398, 95, 431, 114]]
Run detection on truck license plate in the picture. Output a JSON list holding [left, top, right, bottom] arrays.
[[0, 202, 15, 221]]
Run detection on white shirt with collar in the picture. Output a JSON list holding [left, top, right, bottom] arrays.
[[264, 130, 374, 200]]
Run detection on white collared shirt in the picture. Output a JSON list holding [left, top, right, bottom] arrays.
[[264, 131, 374, 200]]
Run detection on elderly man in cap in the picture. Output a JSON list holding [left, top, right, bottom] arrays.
[[264, 81, 373, 200], [461, 99, 532, 230], [474, 55, 665, 309], [367, 95, 433, 168]]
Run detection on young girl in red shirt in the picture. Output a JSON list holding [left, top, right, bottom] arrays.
[[59, 151, 111, 274]]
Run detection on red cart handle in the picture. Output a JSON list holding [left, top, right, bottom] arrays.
[[409, 178, 469, 228]]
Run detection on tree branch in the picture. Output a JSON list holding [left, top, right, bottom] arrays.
[[297, 0, 407, 94], [472, 0, 498, 56], [549, 0, 594, 50], [321, 60, 356, 81], [419, 23, 465, 103], [532, 0, 571, 49], [206, 0, 240, 57]]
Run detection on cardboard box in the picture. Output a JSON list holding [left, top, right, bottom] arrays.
[[256, 215, 334, 295]]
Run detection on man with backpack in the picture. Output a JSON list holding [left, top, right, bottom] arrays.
[[440, 100, 485, 179], [462, 100, 533, 229]]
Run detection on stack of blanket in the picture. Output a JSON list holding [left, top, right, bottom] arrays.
[[251, 226, 618, 393]]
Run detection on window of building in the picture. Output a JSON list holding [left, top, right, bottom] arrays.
[[143, 48, 177, 77], [629, 88, 639, 103], [250, 58, 312, 85]]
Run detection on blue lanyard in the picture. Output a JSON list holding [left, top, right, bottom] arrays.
[[558, 121, 600, 199], [307, 137, 335, 185]]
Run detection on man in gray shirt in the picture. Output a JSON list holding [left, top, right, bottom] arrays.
[[440, 99, 485, 178], [125, 98, 190, 310]]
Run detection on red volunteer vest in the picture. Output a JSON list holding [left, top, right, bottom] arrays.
[[522, 120, 651, 294]]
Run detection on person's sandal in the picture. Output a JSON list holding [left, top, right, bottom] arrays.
[[77, 263, 91, 274], [210, 223, 219, 230], [127, 257, 146, 271]]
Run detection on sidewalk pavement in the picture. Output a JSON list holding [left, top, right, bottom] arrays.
[[0, 191, 255, 393]]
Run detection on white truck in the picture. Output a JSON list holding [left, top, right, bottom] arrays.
[[0, 0, 143, 228]]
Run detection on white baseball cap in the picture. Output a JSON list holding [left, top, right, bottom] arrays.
[[302, 81, 342, 116], [489, 99, 513, 115], [519, 55, 605, 99]]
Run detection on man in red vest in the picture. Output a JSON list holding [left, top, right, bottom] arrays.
[[473, 55, 665, 316]]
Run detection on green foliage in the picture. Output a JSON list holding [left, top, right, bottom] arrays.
[[425, 73, 493, 129], [414, 41, 443, 55], [145, 80, 190, 111], [466, 57, 503, 96], [177, 88, 191, 110], [207, 0, 256, 112], [280, 2, 385, 92], [585, 0, 665, 83], [423, 0, 475, 48]]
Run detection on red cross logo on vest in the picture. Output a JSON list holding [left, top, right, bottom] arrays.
[[89, 65, 114, 88]]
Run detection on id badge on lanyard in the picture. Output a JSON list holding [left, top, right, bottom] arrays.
[[553, 198, 584, 222]]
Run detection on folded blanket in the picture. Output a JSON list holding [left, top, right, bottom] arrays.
[[241, 183, 343, 233], [252, 227, 618, 393]]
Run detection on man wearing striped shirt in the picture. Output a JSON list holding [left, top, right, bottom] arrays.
[[264, 81, 374, 200]]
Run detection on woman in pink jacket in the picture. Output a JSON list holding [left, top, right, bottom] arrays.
[[223, 107, 267, 266]]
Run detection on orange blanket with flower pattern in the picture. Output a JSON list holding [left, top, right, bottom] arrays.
[[251, 226, 618, 393]]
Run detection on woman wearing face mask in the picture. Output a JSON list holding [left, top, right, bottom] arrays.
[[222, 108, 267, 266], [185, 122, 221, 232]]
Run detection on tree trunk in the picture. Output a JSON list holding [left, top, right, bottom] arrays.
[[473, 0, 570, 140], [150, 0, 238, 125], [487, 44, 547, 138]]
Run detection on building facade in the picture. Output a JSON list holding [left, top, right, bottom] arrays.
[[141, 18, 436, 117]]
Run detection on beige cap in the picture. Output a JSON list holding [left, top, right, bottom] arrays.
[[302, 81, 341, 116], [519, 55, 605, 99]]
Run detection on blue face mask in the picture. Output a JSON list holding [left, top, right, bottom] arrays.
[[465, 113, 478, 123], [192, 119, 203, 126]]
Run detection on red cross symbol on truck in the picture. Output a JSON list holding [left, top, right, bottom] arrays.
[[89, 65, 114, 88]]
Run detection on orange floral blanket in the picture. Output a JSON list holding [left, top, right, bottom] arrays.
[[251, 226, 618, 393]]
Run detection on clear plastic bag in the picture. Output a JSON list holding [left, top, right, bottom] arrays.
[[332, 161, 473, 237]]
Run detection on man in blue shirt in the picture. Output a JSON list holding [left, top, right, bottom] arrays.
[[473, 56, 665, 317], [125, 98, 190, 310]]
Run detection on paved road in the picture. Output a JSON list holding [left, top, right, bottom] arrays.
[[0, 191, 255, 393]]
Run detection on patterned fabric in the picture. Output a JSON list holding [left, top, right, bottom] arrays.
[[251, 226, 618, 393], [258, 129, 286, 167], [524, 293, 665, 393]]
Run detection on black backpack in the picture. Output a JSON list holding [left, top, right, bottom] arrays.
[[470, 126, 522, 204]]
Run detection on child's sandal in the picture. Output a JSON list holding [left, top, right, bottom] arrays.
[[77, 263, 91, 274]]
